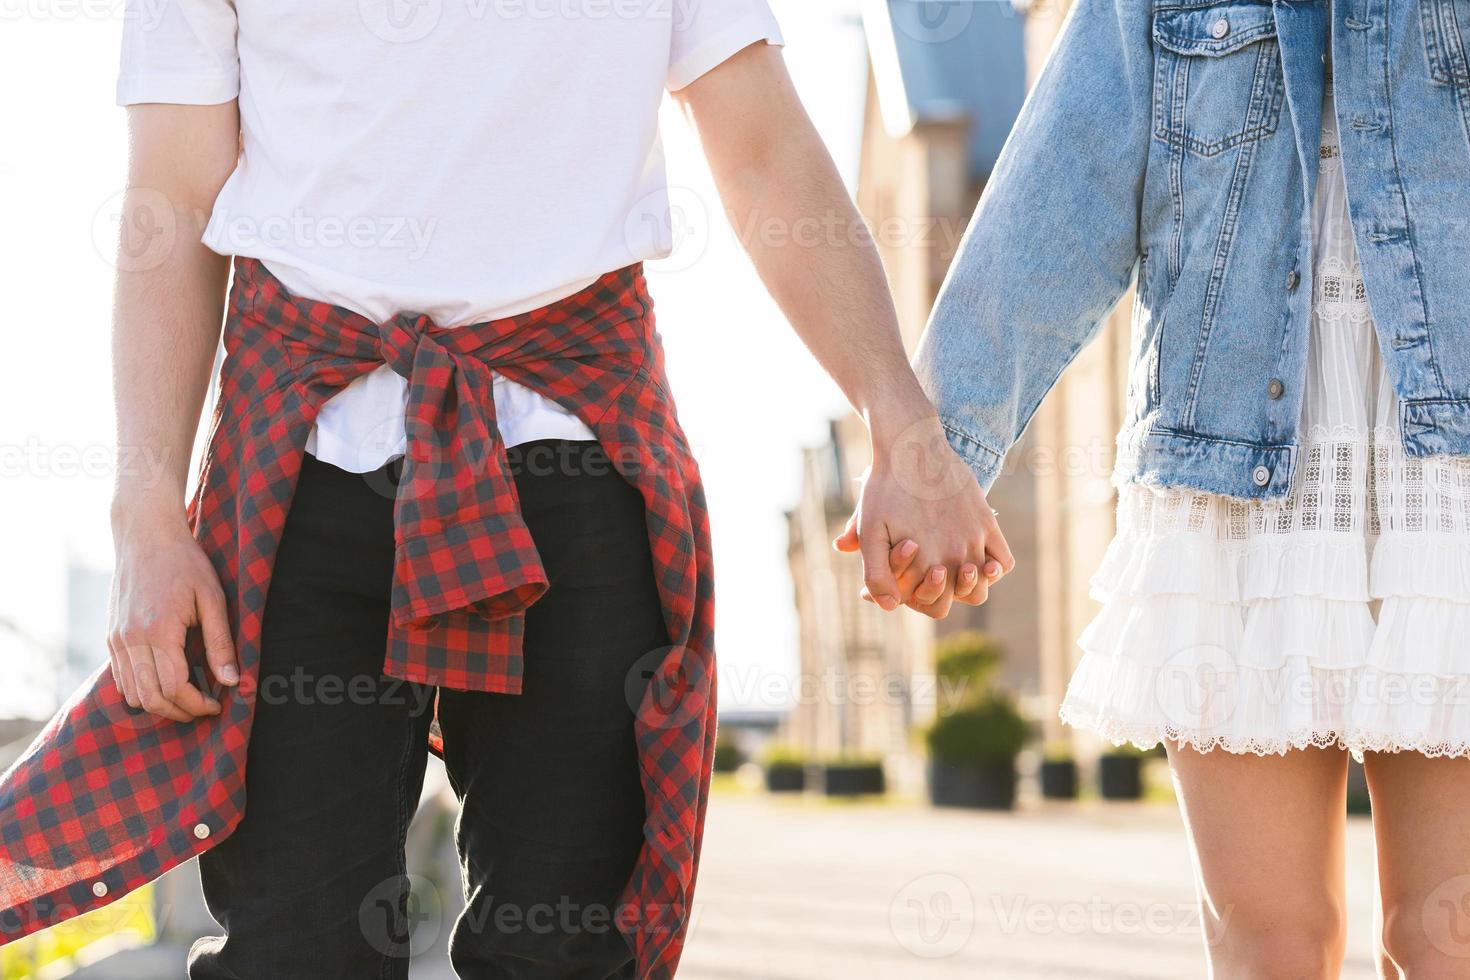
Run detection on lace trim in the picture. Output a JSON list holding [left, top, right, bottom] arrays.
[[1057, 706, 1348, 757], [1058, 709, 1470, 761], [1347, 734, 1470, 759], [1315, 254, 1372, 327]]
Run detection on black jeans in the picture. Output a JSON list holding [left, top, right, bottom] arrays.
[[189, 440, 663, 980]]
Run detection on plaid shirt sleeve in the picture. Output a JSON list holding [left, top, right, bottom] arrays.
[[0, 260, 716, 979]]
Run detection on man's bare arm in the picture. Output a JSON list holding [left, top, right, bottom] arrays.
[[673, 44, 1013, 617], [108, 102, 240, 719]]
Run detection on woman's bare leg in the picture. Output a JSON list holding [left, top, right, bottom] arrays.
[[1166, 743, 1349, 979], [1362, 751, 1470, 979]]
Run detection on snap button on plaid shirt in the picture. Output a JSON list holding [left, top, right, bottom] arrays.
[[0, 259, 716, 978]]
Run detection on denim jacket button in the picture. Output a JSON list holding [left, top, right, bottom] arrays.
[[1211, 17, 1230, 38], [1286, 269, 1301, 291], [1252, 465, 1271, 487], [1267, 378, 1285, 400]]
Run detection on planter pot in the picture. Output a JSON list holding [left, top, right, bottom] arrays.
[[1039, 759, 1079, 800], [822, 763, 886, 797], [764, 764, 806, 794], [929, 758, 1017, 810], [1098, 755, 1144, 800]]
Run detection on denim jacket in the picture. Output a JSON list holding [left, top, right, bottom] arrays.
[[915, 0, 1470, 500]]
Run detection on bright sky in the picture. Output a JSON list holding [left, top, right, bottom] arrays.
[[0, 0, 869, 717]]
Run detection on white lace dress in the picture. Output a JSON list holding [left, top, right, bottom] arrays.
[[1059, 88, 1470, 759]]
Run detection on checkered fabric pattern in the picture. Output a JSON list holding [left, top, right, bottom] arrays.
[[0, 259, 716, 979]]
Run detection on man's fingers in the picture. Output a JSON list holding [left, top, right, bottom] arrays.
[[196, 585, 239, 686], [832, 513, 860, 554], [130, 652, 194, 722], [108, 636, 139, 708], [912, 565, 946, 606], [888, 539, 919, 576], [859, 527, 901, 611], [153, 642, 221, 718]]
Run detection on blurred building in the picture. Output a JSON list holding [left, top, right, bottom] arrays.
[[785, 0, 1132, 784], [64, 560, 112, 697]]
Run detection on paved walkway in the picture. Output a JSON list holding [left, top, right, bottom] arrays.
[[68, 787, 1384, 979], [679, 792, 1382, 980]]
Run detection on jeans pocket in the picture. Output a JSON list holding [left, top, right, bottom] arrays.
[[1422, 0, 1470, 87], [1152, 1, 1286, 156]]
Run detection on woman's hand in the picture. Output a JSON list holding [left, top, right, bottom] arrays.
[[833, 415, 1014, 619]]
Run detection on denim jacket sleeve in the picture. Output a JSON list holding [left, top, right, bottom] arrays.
[[913, 0, 1152, 491]]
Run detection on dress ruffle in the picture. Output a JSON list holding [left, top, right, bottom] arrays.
[[1063, 518, 1470, 759]]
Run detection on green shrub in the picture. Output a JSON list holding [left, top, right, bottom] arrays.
[[933, 631, 1005, 688], [761, 744, 807, 769], [712, 737, 745, 773], [926, 692, 1029, 762], [822, 750, 885, 767], [1042, 739, 1076, 763]]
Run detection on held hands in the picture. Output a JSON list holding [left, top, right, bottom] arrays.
[[833, 416, 1013, 619]]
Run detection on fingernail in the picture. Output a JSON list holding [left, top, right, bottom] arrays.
[[961, 565, 977, 580], [899, 540, 918, 557], [875, 594, 898, 611], [930, 568, 945, 584], [986, 562, 1003, 579], [219, 665, 239, 684]]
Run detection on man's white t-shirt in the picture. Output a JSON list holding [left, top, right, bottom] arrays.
[[118, 0, 782, 471]]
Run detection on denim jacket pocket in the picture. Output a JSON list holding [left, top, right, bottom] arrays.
[[1152, 1, 1286, 157], [1421, 0, 1470, 87]]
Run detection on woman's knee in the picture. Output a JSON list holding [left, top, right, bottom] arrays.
[[1208, 905, 1346, 980], [1381, 893, 1470, 979]]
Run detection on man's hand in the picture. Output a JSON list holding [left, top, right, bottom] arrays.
[[108, 507, 237, 720], [833, 416, 1014, 619]]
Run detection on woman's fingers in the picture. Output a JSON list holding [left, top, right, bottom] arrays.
[[889, 538, 919, 575], [911, 565, 947, 606]]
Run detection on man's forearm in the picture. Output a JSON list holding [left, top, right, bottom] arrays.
[[112, 234, 229, 524], [676, 45, 934, 443], [111, 104, 239, 532]]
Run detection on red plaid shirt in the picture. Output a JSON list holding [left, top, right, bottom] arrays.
[[0, 259, 716, 978]]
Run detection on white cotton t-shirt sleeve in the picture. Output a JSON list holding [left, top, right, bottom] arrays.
[[116, 0, 240, 106], [667, 0, 784, 92]]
